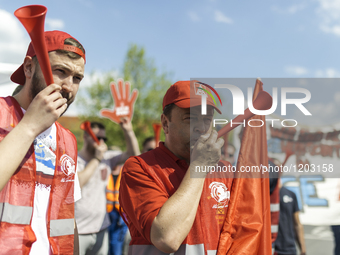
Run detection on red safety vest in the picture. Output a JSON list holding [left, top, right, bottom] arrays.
[[0, 96, 77, 255]]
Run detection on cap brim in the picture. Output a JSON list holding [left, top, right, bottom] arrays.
[[174, 98, 222, 114], [10, 64, 25, 85]]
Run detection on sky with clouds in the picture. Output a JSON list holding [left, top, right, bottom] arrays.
[[0, 0, 340, 125]]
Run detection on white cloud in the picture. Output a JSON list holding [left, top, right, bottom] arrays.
[[285, 66, 309, 76], [214, 10, 233, 24], [316, 0, 340, 36], [287, 4, 306, 14], [188, 11, 200, 22], [45, 18, 65, 30], [272, 4, 306, 14], [0, 9, 29, 64], [315, 68, 340, 77]]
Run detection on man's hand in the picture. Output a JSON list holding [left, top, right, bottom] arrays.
[[0, 84, 67, 191], [93, 140, 108, 161], [21, 84, 67, 136], [100, 79, 138, 124], [191, 129, 224, 168], [119, 117, 133, 132]]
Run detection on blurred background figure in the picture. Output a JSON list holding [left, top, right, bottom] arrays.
[[107, 163, 127, 255], [331, 225, 340, 255], [273, 158, 306, 255], [76, 119, 139, 255], [221, 143, 236, 165], [142, 136, 156, 153]]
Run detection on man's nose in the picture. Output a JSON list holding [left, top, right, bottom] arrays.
[[194, 119, 208, 134], [61, 76, 74, 93]]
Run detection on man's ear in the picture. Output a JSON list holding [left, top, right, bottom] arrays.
[[23, 56, 34, 79], [161, 114, 169, 134]]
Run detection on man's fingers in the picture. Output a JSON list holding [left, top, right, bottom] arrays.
[[207, 130, 218, 144], [216, 137, 225, 149], [54, 98, 68, 109], [56, 102, 68, 117], [41, 83, 62, 96]]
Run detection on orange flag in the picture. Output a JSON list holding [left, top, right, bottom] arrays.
[[217, 79, 272, 254]]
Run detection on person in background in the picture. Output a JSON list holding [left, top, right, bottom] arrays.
[[76, 119, 139, 255], [142, 136, 156, 153], [274, 165, 306, 255], [221, 143, 236, 165]]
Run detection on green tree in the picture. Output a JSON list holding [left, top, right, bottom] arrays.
[[75, 44, 173, 151]]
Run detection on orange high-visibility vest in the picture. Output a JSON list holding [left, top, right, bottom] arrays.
[[0, 96, 78, 255], [106, 169, 122, 213]]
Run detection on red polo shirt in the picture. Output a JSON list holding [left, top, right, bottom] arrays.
[[119, 142, 233, 251]]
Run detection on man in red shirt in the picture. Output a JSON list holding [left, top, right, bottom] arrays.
[[119, 80, 233, 254]]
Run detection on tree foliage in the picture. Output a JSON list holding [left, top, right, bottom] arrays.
[[75, 44, 173, 151]]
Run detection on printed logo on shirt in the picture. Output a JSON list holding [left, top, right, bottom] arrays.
[[283, 195, 293, 203], [209, 182, 230, 210], [60, 154, 76, 182]]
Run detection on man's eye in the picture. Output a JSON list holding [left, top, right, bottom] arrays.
[[56, 69, 65, 74], [74, 76, 82, 82]]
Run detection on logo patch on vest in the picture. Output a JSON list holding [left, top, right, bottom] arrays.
[[209, 182, 230, 213], [60, 154, 75, 182]]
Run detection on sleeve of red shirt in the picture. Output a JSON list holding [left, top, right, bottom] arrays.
[[119, 156, 169, 243]]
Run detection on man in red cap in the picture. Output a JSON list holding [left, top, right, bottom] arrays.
[[119, 80, 233, 254], [0, 30, 85, 255]]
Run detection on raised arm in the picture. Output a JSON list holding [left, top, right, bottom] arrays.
[[117, 117, 140, 164], [0, 84, 68, 191]]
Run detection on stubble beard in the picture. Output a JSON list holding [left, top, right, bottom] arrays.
[[30, 70, 72, 116]]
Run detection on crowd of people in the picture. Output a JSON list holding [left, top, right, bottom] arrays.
[[0, 28, 324, 255]]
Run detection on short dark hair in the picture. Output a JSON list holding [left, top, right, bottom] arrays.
[[142, 136, 155, 148], [56, 38, 85, 59], [90, 122, 105, 130], [163, 103, 175, 121]]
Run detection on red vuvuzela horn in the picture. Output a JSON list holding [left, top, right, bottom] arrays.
[[14, 5, 54, 85], [152, 123, 162, 147], [217, 91, 273, 138], [80, 121, 100, 145]]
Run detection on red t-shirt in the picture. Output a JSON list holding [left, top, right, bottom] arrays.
[[119, 142, 233, 251]]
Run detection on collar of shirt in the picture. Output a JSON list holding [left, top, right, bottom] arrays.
[[158, 142, 189, 169]]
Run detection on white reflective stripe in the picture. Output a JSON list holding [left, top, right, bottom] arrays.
[[128, 244, 207, 255], [50, 218, 74, 237], [271, 224, 279, 233], [270, 203, 280, 212], [185, 244, 205, 255], [0, 202, 32, 225]]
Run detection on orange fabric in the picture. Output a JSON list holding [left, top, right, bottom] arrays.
[[119, 142, 233, 250], [0, 96, 77, 255], [217, 80, 272, 255], [106, 170, 122, 213]]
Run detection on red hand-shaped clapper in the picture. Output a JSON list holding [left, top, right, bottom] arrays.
[[100, 79, 138, 124], [80, 121, 100, 145]]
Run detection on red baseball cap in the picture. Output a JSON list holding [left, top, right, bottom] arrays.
[[162, 80, 221, 114], [11, 30, 86, 85]]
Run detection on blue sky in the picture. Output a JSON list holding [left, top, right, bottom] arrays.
[[0, 0, 340, 124]]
